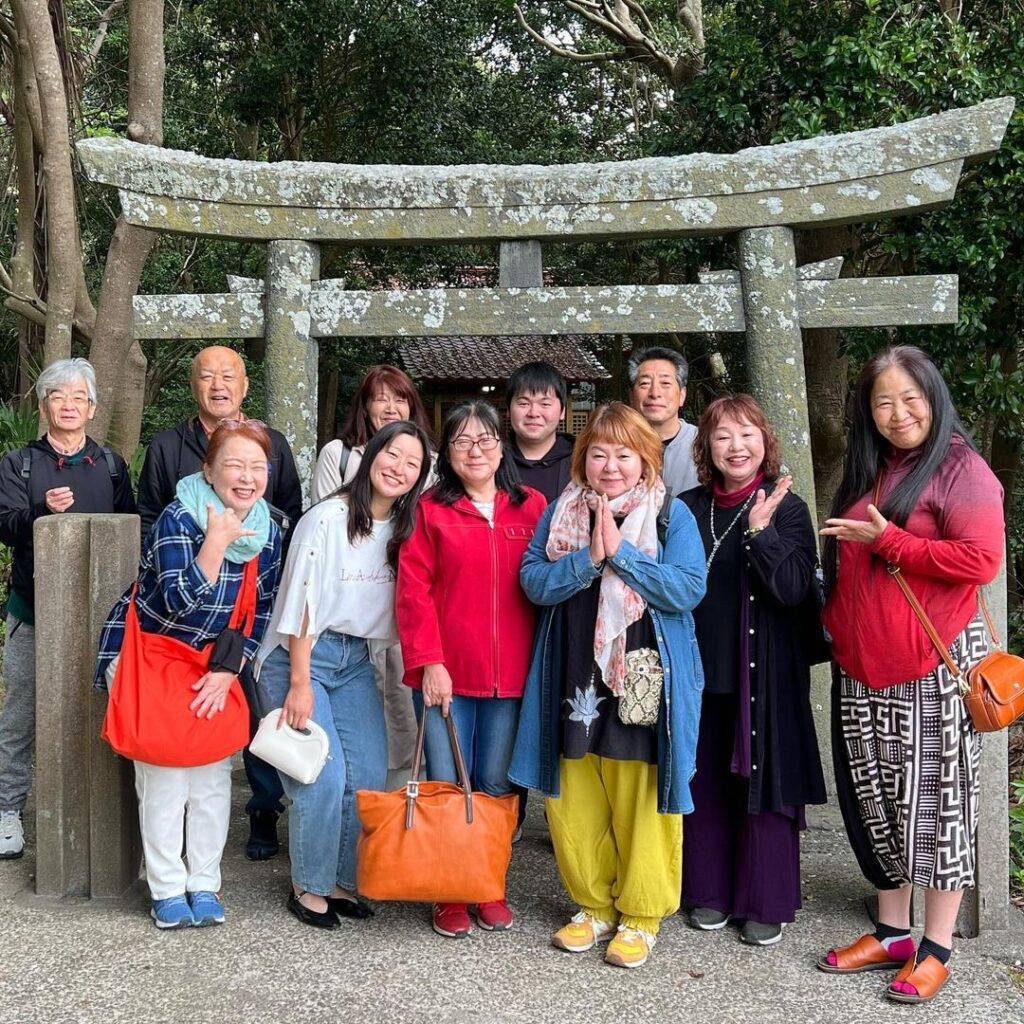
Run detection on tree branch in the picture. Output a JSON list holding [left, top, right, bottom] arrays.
[[83, 0, 127, 75], [513, 5, 620, 63]]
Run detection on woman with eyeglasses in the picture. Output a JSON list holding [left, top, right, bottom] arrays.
[[95, 420, 281, 929], [396, 400, 547, 939]]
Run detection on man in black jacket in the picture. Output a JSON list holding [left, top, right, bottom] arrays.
[[136, 345, 300, 861], [505, 361, 574, 504], [137, 346, 302, 540], [0, 358, 136, 859]]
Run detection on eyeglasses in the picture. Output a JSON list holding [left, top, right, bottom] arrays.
[[218, 418, 267, 430], [450, 435, 500, 452], [46, 392, 92, 407]]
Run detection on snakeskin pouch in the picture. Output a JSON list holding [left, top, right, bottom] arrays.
[[618, 647, 663, 727]]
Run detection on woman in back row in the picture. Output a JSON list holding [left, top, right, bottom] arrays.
[[313, 364, 435, 785]]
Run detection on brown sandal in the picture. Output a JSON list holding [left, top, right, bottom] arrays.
[[886, 954, 950, 1004], [816, 933, 913, 974]]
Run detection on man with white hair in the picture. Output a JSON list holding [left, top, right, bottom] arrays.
[[0, 358, 135, 859]]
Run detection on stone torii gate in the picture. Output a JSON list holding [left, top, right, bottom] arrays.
[[67, 98, 1016, 930]]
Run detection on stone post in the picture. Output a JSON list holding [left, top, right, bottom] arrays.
[[499, 240, 543, 288], [737, 226, 831, 787], [33, 514, 141, 898], [265, 239, 320, 505], [963, 556, 1010, 936]]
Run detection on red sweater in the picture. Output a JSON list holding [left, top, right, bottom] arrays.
[[823, 438, 1003, 689], [397, 487, 548, 698]]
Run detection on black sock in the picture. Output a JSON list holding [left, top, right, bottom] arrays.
[[874, 921, 911, 944], [918, 936, 951, 965]]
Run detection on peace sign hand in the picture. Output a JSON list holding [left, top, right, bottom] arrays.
[[747, 475, 792, 533]]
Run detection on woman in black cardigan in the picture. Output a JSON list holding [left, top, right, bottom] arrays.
[[679, 393, 826, 947]]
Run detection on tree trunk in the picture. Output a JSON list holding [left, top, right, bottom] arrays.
[[88, 0, 165, 454], [15, 0, 80, 367], [318, 364, 339, 446]]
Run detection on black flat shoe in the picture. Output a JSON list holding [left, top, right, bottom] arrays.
[[247, 811, 280, 861], [326, 894, 375, 919], [287, 892, 337, 929]]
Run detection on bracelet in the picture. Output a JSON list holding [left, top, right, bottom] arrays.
[[744, 523, 768, 538]]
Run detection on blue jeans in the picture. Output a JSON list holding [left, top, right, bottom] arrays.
[[256, 634, 387, 895], [411, 691, 520, 797]]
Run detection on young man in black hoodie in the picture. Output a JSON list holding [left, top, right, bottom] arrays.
[[136, 345, 301, 861], [504, 361, 574, 841], [0, 359, 135, 859], [505, 361, 574, 504]]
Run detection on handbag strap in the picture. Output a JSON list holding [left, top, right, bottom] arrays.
[[227, 557, 259, 638], [405, 706, 474, 829], [873, 473, 1000, 691]]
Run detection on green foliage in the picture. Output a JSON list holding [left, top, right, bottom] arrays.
[[0, 405, 39, 455], [1011, 773, 1024, 897]]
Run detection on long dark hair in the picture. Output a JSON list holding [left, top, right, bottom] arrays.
[[339, 420, 432, 569], [823, 345, 975, 588], [339, 364, 433, 448], [432, 400, 528, 506]]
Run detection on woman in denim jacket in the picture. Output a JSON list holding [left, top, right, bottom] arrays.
[[509, 403, 706, 970]]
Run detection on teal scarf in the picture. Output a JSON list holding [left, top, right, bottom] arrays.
[[175, 472, 271, 563]]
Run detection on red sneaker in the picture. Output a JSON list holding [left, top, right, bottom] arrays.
[[475, 899, 514, 931], [432, 903, 472, 938]]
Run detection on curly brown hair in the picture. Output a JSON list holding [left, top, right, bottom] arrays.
[[693, 393, 781, 487]]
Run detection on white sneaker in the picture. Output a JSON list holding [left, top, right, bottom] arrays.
[[0, 809, 24, 859]]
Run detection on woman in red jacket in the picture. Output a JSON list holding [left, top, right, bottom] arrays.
[[397, 400, 547, 939], [818, 346, 1003, 1004]]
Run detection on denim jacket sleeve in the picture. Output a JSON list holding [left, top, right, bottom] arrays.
[[604, 498, 706, 613], [520, 503, 604, 606]]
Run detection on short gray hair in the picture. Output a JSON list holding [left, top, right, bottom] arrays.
[[35, 358, 98, 404], [627, 346, 689, 389]]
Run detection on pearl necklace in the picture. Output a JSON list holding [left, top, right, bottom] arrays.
[[706, 491, 755, 570]]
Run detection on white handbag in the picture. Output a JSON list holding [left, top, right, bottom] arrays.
[[249, 709, 330, 785]]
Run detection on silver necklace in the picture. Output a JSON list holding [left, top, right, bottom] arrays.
[[706, 492, 755, 570]]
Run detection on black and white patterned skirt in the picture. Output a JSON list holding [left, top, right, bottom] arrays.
[[836, 617, 987, 891]]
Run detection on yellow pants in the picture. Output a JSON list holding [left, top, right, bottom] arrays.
[[545, 754, 682, 934]]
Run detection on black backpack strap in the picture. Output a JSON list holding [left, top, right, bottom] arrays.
[[20, 448, 31, 481], [656, 498, 673, 547], [100, 446, 117, 479], [338, 443, 351, 481]]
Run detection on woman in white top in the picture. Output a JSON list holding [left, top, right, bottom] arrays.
[[312, 365, 435, 784], [254, 420, 432, 929]]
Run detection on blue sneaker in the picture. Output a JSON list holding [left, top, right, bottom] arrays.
[[151, 895, 195, 929], [189, 891, 225, 926]]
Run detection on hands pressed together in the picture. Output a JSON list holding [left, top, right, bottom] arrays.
[[588, 493, 623, 564]]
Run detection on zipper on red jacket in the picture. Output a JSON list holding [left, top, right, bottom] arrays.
[[489, 513, 500, 696]]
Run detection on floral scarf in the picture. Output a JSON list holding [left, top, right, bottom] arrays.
[[545, 478, 666, 696]]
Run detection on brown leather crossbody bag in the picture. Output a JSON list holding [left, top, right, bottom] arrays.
[[886, 563, 1023, 732], [872, 475, 1023, 732]]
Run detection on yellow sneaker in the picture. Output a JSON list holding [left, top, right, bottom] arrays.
[[604, 925, 656, 968], [551, 911, 617, 953]]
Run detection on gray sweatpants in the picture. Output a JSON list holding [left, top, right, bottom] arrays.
[[0, 614, 35, 811]]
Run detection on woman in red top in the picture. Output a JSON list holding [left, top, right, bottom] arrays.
[[818, 346, 1003, 1004], [397, 400, 547, 939]]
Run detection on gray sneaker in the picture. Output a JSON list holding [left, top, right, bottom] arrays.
[[689, 906, 730, 931], [741, 920, 784, 946], [0, 809, 24, 859]]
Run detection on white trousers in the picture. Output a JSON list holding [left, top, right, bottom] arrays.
[[133, 757, 232, 900]]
